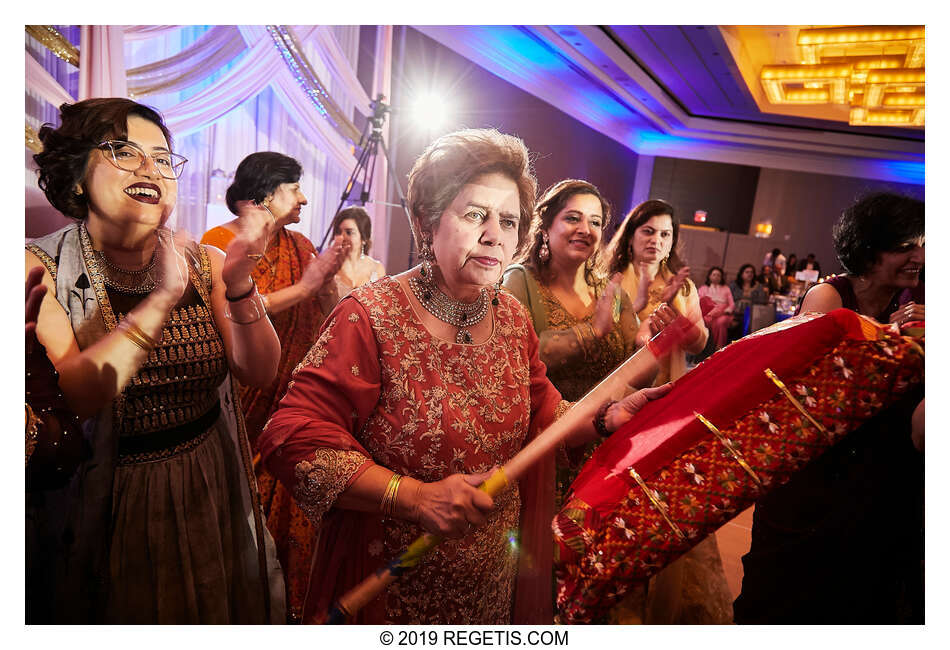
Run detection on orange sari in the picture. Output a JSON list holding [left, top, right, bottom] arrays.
[[201, 225, 324, 622]]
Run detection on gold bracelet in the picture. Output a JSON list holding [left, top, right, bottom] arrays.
[[117, 317, 159, 351], [380, 473, 401, 516], [388, 475, 404, 517], [573, 322, 595, 359]]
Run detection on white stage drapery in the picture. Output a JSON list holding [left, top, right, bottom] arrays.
[[26, 25, 389, 266]]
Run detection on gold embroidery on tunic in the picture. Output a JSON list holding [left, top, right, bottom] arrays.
[[117, 302, 227, 436], [293, 448, 369, 525], [345, 279, 537, 623], [286, 317, 337, 394], [534, 273, 627, 402]]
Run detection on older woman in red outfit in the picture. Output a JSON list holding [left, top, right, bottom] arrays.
[[259, 129, 670, 624]]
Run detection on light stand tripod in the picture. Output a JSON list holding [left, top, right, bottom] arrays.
[[318, 94, 414, 263]]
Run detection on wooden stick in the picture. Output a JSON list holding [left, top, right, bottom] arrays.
[[326, 316, 694, 623]]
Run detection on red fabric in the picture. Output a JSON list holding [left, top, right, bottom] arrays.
[[259, 278, 563, 624], [554, 309, 924, 622]]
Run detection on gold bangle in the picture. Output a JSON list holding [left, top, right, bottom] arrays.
[[379, 473, 402, 517], [573, 323, 594, 359], [388, 475, 404, 517], [117, 317, 158, 351]]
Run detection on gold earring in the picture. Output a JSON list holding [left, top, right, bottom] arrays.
[[539, 231, 550, 263], [419, 231, 435, 280]]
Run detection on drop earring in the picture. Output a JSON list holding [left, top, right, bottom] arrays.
[[418, 231, 435, 299], [539, 231, 550, 263]]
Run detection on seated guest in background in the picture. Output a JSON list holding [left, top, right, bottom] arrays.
[[606, 201, 731, 625], [785, 253, 798, 278], [728, 263, 769, 340], [201, 151, 349, 622], [771, 255, 791, 295], [763, 247, 785, 272], [798, 192, 923, 325], [502, 179, 645, 402], [758, 263, 788, 296], [797, 252, 822, 276], [258, 128, 669, 624], [697, 266, 734, 351], [605, 199, 707, 387], [328, 205, 387, 303], [27, 98, 283, 623], [735, 191, 924, 623], [757, 264, 774, 294]]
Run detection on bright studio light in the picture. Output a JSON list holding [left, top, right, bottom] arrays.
[[410, 91, 452, 132]]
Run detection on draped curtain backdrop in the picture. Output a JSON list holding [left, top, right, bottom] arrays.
[[25, 25, 390, 267]]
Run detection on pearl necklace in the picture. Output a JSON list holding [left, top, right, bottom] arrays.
[[408, 275, 489, 344]]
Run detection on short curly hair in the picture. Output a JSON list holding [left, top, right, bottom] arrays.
[[33, 98, 173, 221], [833, 192, 924, 275], [406, 128, 537, 256], [518, 178, 611, 287], [225, 152, 302, 215]]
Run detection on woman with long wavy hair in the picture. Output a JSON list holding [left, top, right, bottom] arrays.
[[604, 199, 731, 625], [605, 199, 707, 386]]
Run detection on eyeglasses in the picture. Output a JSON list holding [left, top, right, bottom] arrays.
[[97, 140, 188, 180]]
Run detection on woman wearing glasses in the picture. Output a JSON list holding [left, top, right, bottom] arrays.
[[25, 98, 284, 623]]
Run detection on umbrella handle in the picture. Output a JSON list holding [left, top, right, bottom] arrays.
[[323, 313, 694, 624], [327, 469, 510, 623]]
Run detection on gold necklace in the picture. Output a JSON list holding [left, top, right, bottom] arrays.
[[93, 245, 161, 294]]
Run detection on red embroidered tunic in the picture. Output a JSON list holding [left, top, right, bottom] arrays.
[[259, 277, 566, 624]]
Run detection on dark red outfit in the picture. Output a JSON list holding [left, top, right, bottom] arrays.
[[259, 277, 567, 623]]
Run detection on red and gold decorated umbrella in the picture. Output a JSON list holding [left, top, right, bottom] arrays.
[[553, 309, 923, 623]]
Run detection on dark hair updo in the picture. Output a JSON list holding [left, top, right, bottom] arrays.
[[225, 151, 302, 215]]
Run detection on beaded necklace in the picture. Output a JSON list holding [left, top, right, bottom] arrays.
[[91, 238, 161, 294], [408, 275, 490, 344]]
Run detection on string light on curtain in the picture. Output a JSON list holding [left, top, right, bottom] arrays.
[[25, 25, 78, 66], [25, 123, 42, 153], [266, 25, 361, 144]]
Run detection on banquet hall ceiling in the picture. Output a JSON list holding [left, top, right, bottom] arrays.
[[414, 25, 924, 185], [606, 25, 924, 135]]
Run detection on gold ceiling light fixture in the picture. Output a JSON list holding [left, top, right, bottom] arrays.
[[759, 25, 924, 127]]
